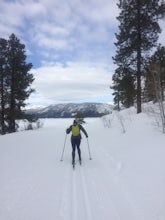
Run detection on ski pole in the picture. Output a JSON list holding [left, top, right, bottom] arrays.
[[60, 133, 67, 161], [86, 138, 92, 160]]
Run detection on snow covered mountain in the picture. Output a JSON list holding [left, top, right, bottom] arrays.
[[26, 102, 113, 118]]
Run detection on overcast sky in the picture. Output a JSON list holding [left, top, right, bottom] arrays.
[[0, 0, 164, 107]]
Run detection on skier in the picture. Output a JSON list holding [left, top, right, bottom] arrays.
[[66, 119, 88, 165]]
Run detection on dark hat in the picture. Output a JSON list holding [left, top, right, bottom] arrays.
[[73, 120, 77, 125]]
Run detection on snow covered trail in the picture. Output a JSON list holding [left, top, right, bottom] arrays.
[[0, 116, 165, 220], [58, 162, 93, 220]]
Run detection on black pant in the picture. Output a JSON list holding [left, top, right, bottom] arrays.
[[71, 137, 81, 162]]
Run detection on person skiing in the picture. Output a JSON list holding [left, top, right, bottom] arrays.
[[66, 119, 88, 165]]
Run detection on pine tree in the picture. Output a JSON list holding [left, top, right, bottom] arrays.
[[113, 0, 165, 113], [0, 38, 8, 134], [111, 66, 136, 109], [144, 45, 165, 102], [6, 34, 34, 133], [0, 34, 35, 133]]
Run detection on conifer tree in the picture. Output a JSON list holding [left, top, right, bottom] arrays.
[[144, 45, 165, 102], [0, 38, 8, 134], [0, 34, 34, 133], [113, 0, 165, 113], [6, 34, 34, 133], [111, 66, 136, 109]]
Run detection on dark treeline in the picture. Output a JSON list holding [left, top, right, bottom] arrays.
[[111, 0, 165, 113], [0, 34, 35, 134]]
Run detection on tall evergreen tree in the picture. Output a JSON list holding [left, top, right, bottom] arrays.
[[0, 34, 34, 134], [113, 0, 165, 113], [111, 66, 136, 109], [0, 38, 8, 134], [6, 34, 34, 133], [144, 45, 165, 102]]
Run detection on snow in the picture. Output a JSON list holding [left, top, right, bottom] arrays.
[[0, 105, 165, 220]]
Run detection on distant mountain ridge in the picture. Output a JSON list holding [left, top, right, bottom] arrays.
[[26, 103, 113, 118]]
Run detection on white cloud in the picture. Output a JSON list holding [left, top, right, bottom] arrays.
[[72, 0, 119, 25], [2, 0, 164, 108], [27, 61, 112, 106], [0, 0, 119, 64]]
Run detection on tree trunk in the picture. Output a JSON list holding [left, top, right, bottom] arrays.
[[136, 0, 142, 113], [9, 65, 16, 133], [137, 50, 142, 113], [0, 65, 5, 134]]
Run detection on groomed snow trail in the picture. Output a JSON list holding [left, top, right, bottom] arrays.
[[59, 162, 93, 220], [0, 117, 164, 220]]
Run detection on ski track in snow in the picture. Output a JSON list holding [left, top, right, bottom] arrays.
[[58, 153, 143, 220], [59, 162, 93, 220], [79, 166, 93, 220]]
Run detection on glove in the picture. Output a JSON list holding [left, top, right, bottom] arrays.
[[86, 135, 88, 138], [66, 128, 70, 134]]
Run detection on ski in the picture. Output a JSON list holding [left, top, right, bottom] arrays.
[[72, 161, 75, 169], [72, 160, 82, 169]]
